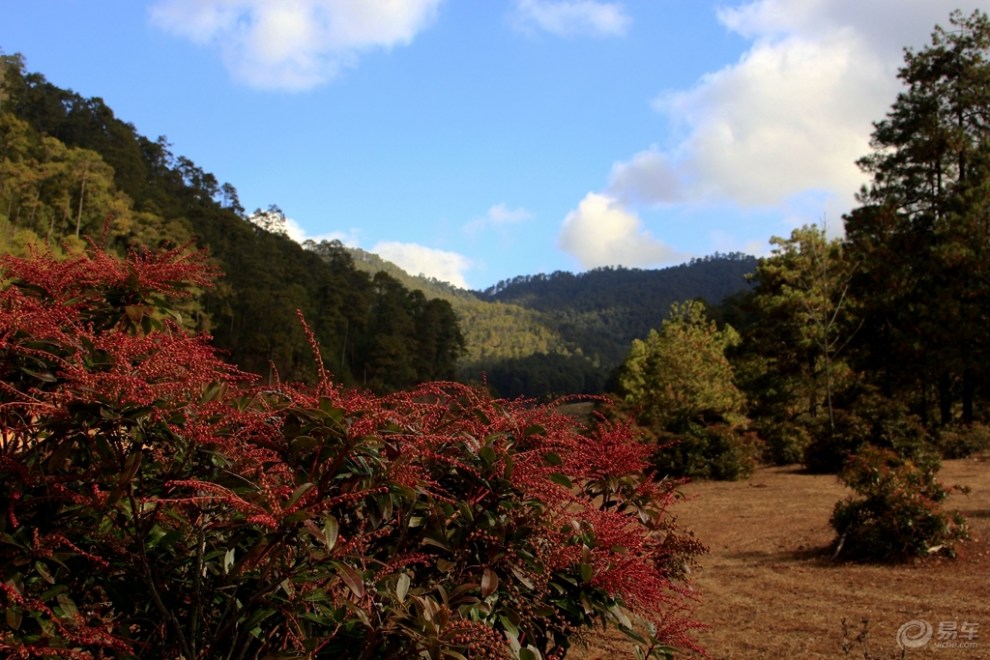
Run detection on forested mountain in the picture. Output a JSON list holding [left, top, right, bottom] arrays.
[[480, 255, 756, 364], [347, 250, 757, 397], [0, 54, 464, 392]]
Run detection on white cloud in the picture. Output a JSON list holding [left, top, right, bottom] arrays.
[[486, 203, 533, 225], [371, 241, 472, 289], [512, 0, 630, 38], [562, 1, 990, 273], [284, 216, 360, 247], [463, 203, 533, 236], [149, 0, 443, 90], [557, 193, 684, 269], [608, 146, 683, 205], [606, 0, 990, 218]]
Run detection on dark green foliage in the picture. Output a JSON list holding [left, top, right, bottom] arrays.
[[481, 255, 757, 371], [617, 301, 759, 480], [650, 422, 762, 481], [351, 250, 758, 399], [0, 55, 464, 393], [846, 9, 990, 426], [830, 446, 968, 562], [803, 390, 930, 474], [935, 423, 990, 459], [754, 419, 811, 467], [471, 352, 607, 399]]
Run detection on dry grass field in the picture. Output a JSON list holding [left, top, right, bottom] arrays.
[[576, 453, 990, 659]]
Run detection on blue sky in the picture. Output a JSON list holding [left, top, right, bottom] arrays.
[[5, 1, 990, 290]]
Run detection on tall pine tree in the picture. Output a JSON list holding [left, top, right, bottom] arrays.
[[846, 9, 990, 424]]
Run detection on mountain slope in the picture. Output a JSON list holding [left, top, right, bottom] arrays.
[[345, 250, 758, 397]]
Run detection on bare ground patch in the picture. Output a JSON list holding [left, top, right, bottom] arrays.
[[574, 454, 990, 658]]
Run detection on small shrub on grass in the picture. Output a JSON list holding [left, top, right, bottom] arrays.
[[0, 245, 707, 658], [650, 420, 762, 481], [756, 419, 811, 466], [936, 423, 990, 459], [830, 445, 968, 562]]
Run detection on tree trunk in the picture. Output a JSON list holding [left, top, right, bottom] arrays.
[[963, 367, 975, 425], [75, 169, 88, 237], [938, 372, 953, 425]]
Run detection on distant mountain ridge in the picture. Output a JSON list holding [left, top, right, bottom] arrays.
[[345, 248, 758, 397]]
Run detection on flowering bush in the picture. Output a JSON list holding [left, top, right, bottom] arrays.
[[0, 245, 705, 658]]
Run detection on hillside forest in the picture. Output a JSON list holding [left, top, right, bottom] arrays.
[[2, 8, 990, 657]]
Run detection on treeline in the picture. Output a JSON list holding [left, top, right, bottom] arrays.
[[472, 256, 757, 397], [732, 10, 990, 462], [344, 245, 572, 367], [491, 256, 757, 364], [0, 53, 464, 391], [341, 237, 758, 399], [613, 10, 990, 491]]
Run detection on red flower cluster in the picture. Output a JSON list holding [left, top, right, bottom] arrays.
[[0, 245, 706, 658]]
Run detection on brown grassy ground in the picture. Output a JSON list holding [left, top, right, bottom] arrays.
[[575, 453, 990, 659]]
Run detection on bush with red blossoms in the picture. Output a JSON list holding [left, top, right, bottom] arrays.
[[0, 245, 706, 658]]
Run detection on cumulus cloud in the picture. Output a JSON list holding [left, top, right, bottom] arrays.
[[285, 218, 361, 247], [371, 241, 472, 289], [558, 193, 684, 269], [149, 0, 443, 90], [512, 0, 630, 38], [553, 0, 990, 269], [608, 146, 683, 205], [605, 0, 990, 212]]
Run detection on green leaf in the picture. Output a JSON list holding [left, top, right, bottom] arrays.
[[199, 381, 226, 404], [332, 562, 365, 599], [519, 647, 542, 660], [34, 561, 54, 585], [580, 562, 593, 582], [479, 445, 497, 465], [509, 565, 535, 590], [19, 366, 57, 383], [499, 613, 519, 638], [525, 424, 547, 437], [396, 572, 410, 603], [549, 473, 573, 489], [286, 482, 315, 509], [324, 515, 339, 551], [423, 536, 450, 552], [543, 452, 562, 466], [609, 604, 634, 630], [56, 593, 79, 619], [290, 435, 319, 455], [457, 500, 475, 523]]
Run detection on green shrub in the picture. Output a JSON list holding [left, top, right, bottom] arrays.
[[936, 423, 990, 459], [830, 445, 968, 562], [756, 419, 811, 466], [651, 421, 763, 481]]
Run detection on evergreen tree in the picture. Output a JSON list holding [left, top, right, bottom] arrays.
[[847, 9, 990, 424]]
